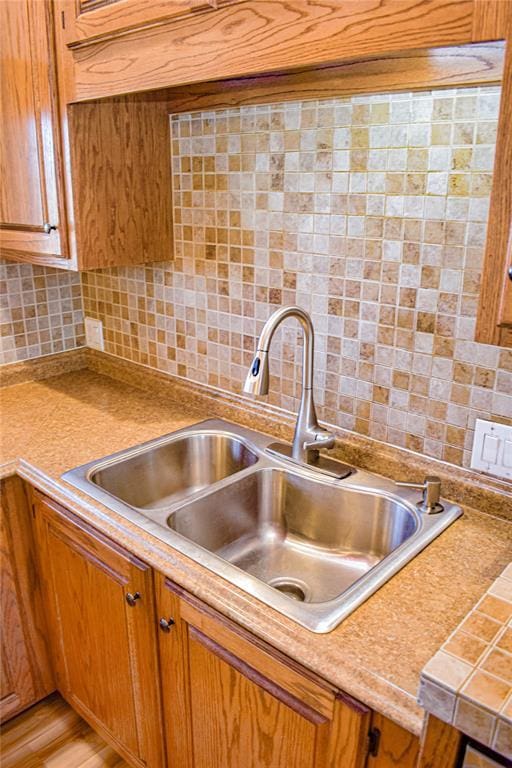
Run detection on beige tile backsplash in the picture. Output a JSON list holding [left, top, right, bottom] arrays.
[[82, 86, 512, 472], [5, 86, 512, 472], [0, 260, 85, 363]]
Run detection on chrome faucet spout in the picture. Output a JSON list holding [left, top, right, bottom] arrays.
[[243, 306, 335, 464]]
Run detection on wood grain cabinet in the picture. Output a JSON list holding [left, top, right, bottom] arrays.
[[155, 574, 418, 768], [33, 492, 165, 768], [62, 0, 218, 48], [0, 477, 53, 721], [0, 0, 173, 270], [29, 492, 419, 768], [476, 29, 512, 348], [0, 0, 69, 266]]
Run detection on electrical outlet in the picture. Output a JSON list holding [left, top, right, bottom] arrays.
[[470, 418, 512, 481], [84, 317, 104, 351]]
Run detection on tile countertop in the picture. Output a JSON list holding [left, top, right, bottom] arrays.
[[1, 361, 511, 737], [420, 563, 512, 757]]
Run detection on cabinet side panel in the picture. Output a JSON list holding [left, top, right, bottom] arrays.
[[68, 96, 173, 269]]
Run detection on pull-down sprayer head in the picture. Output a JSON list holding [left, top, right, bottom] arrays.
[[243, 350, 270, 396]]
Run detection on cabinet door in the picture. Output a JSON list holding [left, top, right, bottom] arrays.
[[34, 493, 164, 768], [156, 574, 370, 768], [0, 478, 53, 722], [0, 0, 68, 264], [499, 225, 512, 327], [62, 0, 215, 48]]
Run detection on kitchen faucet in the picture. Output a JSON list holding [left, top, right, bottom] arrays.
[[244, 306, 352, 478]]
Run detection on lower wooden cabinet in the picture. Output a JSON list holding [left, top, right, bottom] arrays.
[[34, 492, 165, 768], [156, 575, 371, 768], [25, 491, 420, 768], [0, 478, 53, 721]]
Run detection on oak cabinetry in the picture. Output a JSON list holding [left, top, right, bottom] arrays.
[[25, 490, 421, 768], [0, 0, 173, 270], [156, 575, 371, 768], [0, 477, 53, 721], [34, 492, 165, 768], [61, 0, 480, 102], [418, 714, 464, 768], [0, 0, 69, 266], [475, 9, 512, 348], [62, 0, 217, 48], [367, 711, 420, 768]]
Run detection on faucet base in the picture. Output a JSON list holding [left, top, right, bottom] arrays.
[[266, 442, 353, 479]]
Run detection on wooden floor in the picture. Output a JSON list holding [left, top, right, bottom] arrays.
[[0, 694, 130, 767]]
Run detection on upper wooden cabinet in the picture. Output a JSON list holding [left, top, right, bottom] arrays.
[[0, 0, 69, 266], [0, 0, 173, 270], [59, 0, 481, 101], [0, 477, 53, 722], [34, 493, 165, 767], [62, 0, 217, 47], [475, 13, 512, 347]]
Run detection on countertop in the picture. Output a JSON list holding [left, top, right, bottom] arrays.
[[419, 563, 511, 756], [2, 362, 511, 736]]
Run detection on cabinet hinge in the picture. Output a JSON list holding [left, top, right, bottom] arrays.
[[368, 727, 381, 758], [61, 11, 65, 29]]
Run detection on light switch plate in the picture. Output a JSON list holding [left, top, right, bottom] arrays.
[[84, 317, 104, 351], [470, 418, 512, 481]]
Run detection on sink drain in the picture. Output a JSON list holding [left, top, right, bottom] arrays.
[[269, 577, 309, 602]]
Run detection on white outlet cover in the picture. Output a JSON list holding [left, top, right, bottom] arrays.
[[84, 317, 104, 351], [470, 418, 512, 481]]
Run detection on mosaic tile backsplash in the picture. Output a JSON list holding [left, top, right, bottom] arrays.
[[80, 86, 509, 470], [0, 260, 85, 364]]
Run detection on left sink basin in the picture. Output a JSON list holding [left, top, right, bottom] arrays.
[[88, 431, 258, 510]]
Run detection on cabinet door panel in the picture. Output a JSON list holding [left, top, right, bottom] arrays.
[[188, 625, 320, 768], [0, 507, 35, 719], [0, 478, 53, 722], [63, 0, 214, 47], [156, 575, 370, 768], [45, 524, 139, 754], [0, 0, 66, 260], [35, 494, 164, 768], [0, 0, 44, 226]]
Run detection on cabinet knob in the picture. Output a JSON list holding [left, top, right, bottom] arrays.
[[125, 591, 141, 606], [159, 617, 175, 632], [43, 222, 57, 234], [508, 265, 512, 281]]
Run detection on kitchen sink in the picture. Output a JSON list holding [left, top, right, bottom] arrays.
[[63, 419, 462, 632]]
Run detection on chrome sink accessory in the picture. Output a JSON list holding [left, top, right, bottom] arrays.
[[63, 419, 462, 633], [244, 305, 352, 479], [395, 475, 444, 514]]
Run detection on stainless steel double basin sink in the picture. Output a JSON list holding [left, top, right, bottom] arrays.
[[63, 419, 462, 633]]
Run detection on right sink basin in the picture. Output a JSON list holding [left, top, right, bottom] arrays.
[[62, 418, 463, 633], [168, 467, 418, 604]]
